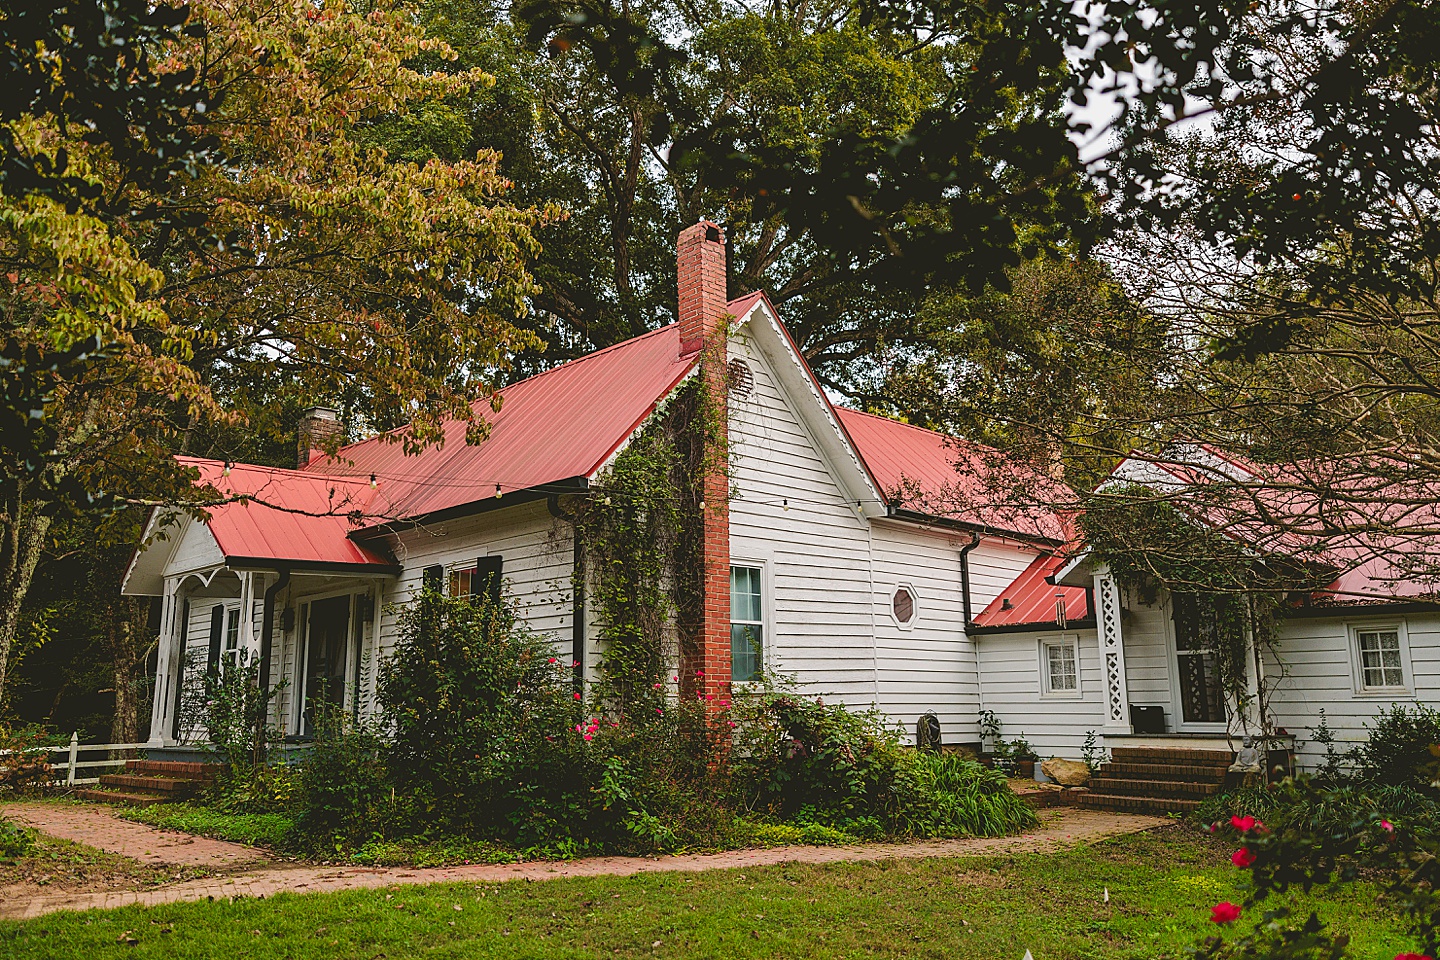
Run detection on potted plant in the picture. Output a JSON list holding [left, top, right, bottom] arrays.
[[978, 709, 1002, 766], [991, 737, 1015, 775], [1010, 736, 1038, 779]]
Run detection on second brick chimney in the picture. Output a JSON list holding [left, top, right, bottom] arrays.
[[297, 406, 344, 468], [676, 221, 731, 700]]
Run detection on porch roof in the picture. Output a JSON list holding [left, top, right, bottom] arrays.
[[178, 457, 396, 570], [972, 552, 1090, 631]]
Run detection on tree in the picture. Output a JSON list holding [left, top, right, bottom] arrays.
[[384, 0, 1094, 402], [1, 0, 551, 706]]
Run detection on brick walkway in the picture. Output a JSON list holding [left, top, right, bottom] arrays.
[[0, 804, 1165, 920], [1, 802, 272, 871]]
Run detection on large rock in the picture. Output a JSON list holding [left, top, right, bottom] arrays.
[[1041, 757, 1091, 786]]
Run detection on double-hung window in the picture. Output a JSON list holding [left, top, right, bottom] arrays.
[[730, 566, 763, 682], [224, 607, 242, 664], [1355, 627, 1406, 691], [1041, 638, 1078, 695]]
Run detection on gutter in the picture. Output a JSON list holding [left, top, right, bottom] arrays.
[[958, 533, 982, 629], [968, 617, 1098, 636], [353, 476, 590, 536], [884, 504, 1064, 548], [547, 492, 587, 693]]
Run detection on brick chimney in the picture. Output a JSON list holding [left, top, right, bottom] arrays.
[[677, 221, 731, 700], [297, 406, 343, 468]]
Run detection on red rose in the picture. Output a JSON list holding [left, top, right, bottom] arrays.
[[1210, 902, 1242, 925], [1230, 815, 1257, 832], [1394, 954, 1433, 960], [1231, 848, 1256, 868]]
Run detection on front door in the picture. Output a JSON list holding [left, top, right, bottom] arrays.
[[301, 595, 351, 737], [1170, 593, 1227, 726]]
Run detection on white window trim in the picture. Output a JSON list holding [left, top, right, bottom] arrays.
[[729, 557, 771, 686], [889, 581, 919, 631], [1345, 620, 1414, 697], [1038, 634, 1082, 699]]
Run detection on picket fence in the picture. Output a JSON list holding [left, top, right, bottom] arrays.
[[0, 732, 150, 787]]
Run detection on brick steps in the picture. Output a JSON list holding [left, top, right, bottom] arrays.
[[1076, 745, 1231, 816], [1077, 792, 1202, 815], [1088, 777, 1221, 798], [75, 759, 218, 807]]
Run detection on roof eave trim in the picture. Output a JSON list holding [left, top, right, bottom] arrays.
[[882, 505, 1066, 546], [354, 475, 592, 534], [224, 556, 402, 576], [969, 618, 1098, 636]]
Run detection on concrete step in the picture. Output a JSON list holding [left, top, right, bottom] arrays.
[[1102, 761, 1229, 781], [124, 759, 218, 780], [1088, 777, 1222, 798], [1109, 746, 1233, 765], [74, 788, 172, 807], [1076, 791, 1202, 815], [98, 773, 203, 795]]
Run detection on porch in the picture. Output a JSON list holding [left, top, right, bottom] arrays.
[[144, 566, 393, 746]]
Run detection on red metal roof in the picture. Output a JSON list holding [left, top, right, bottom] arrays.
[[834, 408, 1071, 542], [310, 322, 702, 523], [973, 553, 1090, 629], [179, 457, 396, 570]]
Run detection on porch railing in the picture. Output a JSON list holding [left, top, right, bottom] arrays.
[[0, 732, 151, 787]]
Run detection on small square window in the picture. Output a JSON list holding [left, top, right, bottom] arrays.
[[1356, 629, 1405, 689], [1043, 640, 1078, 693], [448, 568, 473, 598], [731, 566, 763, 683]]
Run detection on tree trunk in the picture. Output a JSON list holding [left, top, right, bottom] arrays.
[[0, 491, 53, 705], [105, 597, 154, 751]]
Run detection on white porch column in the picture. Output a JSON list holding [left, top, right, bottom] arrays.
[[238, 571, 258, 662], [1239, 605, 1266, 737], [147, 576, 180, 745], [1094, 565, 1133, 734]]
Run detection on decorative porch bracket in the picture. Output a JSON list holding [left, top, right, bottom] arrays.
[[1094, 566, 1133, 734]]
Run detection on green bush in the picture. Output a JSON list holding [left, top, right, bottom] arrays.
[[1351, 703, 1440, 787], [379, 590, 602, 842], [731, 689, 913, 826], [1195, 778, 1440, 841], [291, 704, 392, 849], [895, 753, 1040, 838], [0, 815, 34, 861]]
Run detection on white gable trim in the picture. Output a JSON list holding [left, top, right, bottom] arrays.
[[733, 299, 886, 519], [121, 509, 225, 597]]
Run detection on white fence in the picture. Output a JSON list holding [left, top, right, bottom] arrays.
[[0, 732, 150, 787]]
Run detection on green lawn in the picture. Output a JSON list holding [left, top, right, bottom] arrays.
[[0, 826, 1420, 959]]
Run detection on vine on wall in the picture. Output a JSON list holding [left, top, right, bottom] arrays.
[[566, 377, 727, 718], [1079, 488, 1320, 741]]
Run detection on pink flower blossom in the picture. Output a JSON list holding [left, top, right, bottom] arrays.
[[583, 734, 593, 741], [695, 669, 705, 677], [653, 682, 664, 690], [573, 692, 582, 701], [1210, 902, 1242, 925], [718, 699, 730, 707], [705, 694, 714, 701], [1394, 953, 1433, 960], [1231, 848, 1256, 868], [1381, 819, 1395, 833], [655, 707, 664, 715], [548, 657, 558, 664], [727, 721, 737, 728], [1230, 815, 1257, 833]]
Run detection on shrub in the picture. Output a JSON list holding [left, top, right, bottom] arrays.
[[1195, 778, 1440, 842], [895, 753, 1040, 838], [731, 688, 915, 826], [210, 762, 302, 814], [1351, 703, 1440, 787], [380, 589, 593, 839], [0, 724, 54, 795], [292, 703, 391, 849], [200, 651, 284, 771], [0, 815, 34, 861]]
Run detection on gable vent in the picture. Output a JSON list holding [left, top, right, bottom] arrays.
[[727, 358, 754, 398]]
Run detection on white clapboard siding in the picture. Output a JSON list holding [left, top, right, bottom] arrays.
[[728, 337, 879, 707], [1115, 586, 1179, 728], [165, 515, 225, 575], [870, 523, 1036, 744], [373, 499, 577, 680], [1265, 613, 1440, 769], [976, 628, 1105, 757]]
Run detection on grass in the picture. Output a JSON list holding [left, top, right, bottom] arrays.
[[0, 827, 198, 893], [0, 826, 1421, 959], [111, 803, 295, 849]]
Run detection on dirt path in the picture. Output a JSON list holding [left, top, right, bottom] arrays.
[[0, 804, 1164, 920]]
